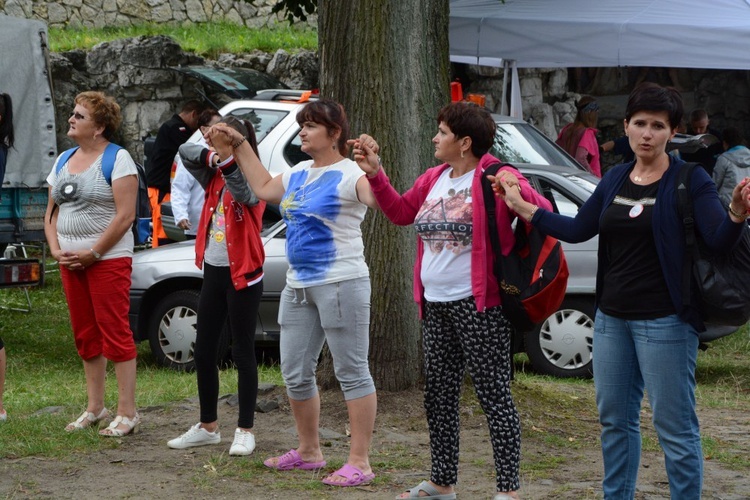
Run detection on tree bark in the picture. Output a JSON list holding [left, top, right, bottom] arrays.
[[317, 0, 450, 390]]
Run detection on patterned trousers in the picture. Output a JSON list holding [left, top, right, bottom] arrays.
[[422, 297, 521, 492]]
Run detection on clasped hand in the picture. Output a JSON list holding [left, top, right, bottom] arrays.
[[487, 171, 524, 210], [349, 134, 380, 177], [55, 249, 94, 271]]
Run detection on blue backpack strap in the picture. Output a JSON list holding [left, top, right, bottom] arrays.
[[55, 147, 80, 174], [101, 142, 124, 186]]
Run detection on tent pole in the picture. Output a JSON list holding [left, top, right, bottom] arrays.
[[501, 60, 509, 115]]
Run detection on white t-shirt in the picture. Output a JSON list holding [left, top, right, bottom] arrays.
[[415, 168, 474, 302], [280, 158, 369, 288], [46, 149, 138, 258]]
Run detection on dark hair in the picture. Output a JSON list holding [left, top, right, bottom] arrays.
[[0, 92, 14, 149], [180, 100, 205, 114], [722, 127, 745, 148], [624, 82, 683, 129], [436, 101, 496, 158], [689, 108, 708, 124], [197, 108, 221, 128], [75, 91, 122, 140], [295, 99, 350, 155], [221, 115, 259, 157]]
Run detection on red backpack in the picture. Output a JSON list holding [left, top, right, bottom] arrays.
[[481, 163, 569, 333]]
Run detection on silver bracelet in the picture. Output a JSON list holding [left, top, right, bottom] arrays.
[[90, 248, 101, 259]]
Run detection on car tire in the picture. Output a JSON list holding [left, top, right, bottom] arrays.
[[525, 296, 595, 378], [147, 289, 230, 371]]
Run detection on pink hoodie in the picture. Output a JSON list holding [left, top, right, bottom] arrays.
[[368, 153, 552, 316]]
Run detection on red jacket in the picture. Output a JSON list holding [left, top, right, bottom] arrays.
[[194, 161, 265, 291]]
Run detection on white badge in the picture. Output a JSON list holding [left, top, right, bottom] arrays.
[[629, 203, 644, 218]]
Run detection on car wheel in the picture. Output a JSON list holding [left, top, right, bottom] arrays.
[[147, 289, 230, 371], [525, 296, 594, 378]]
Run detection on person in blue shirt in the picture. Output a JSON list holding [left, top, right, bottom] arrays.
[[492, 82, 750, 500]]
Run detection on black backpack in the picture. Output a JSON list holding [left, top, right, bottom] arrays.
[[676, 162, 750, 329], [56, 143, 152, 245], [481, 162, 569, 333]]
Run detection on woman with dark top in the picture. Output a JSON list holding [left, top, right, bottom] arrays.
[[167, 116, 265, 456], [494, 82, 750, 499], [354, 101, 552, 500], [556, 95, 602, 177], [0, 91, 15, 423], [44, 91, 139, 436]]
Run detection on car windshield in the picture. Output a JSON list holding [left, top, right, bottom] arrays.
[[491, 122, 581, 169], [226, 108, 289, 142]]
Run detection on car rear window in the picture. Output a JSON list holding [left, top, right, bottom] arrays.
[[226, 108, 289, 142]]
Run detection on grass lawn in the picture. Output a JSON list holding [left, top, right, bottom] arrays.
[[1, 260, 749, 470], [48, 22, 318, 58]]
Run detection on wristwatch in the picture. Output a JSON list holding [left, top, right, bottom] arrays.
[[90, 248, 102, 260]]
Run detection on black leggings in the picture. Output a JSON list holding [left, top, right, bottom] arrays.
[[195, 263, 262, 429]]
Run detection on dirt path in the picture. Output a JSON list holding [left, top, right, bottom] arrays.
[[2, 385, 749, 499]]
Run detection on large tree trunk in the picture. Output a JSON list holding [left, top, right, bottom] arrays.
[[317, 0, 450, 390]]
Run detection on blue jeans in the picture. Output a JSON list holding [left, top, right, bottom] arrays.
[[593, 311, 701, 500]]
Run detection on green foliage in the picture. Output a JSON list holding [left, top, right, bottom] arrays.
[[47, 22, 318, 57]]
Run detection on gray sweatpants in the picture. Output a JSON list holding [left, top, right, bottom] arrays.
[[278, 276, 375, 401]]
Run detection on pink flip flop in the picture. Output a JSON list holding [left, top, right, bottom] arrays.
[[263, 449, 326, 470], [322, 463, 375, 487]]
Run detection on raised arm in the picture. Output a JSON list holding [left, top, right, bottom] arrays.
[[208, 123, 285, 205]]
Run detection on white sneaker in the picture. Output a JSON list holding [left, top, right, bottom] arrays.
[[0, 410, 6, 422], [229, 428, 256, 456], [167, 423, 221, 449]]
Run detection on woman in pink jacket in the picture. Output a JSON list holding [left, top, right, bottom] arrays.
[[556, 96, 602, 177], [354, 102, 551, 500]]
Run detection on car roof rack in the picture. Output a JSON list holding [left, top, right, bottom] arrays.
[[253, 89, 319, 103]]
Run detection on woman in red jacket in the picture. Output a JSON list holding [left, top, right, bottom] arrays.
[[167, 116, 265, 457]]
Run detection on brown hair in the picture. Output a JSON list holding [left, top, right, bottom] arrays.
[[295, 99, 350, 155], [557, 96, 599, 157], [75, 91, 122, 140], [197, 108, 221, 128], [436, 101, 496, 158]]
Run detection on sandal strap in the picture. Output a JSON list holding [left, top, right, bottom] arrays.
[[101, 413, 140, 436], [68, 408, 108, 430]]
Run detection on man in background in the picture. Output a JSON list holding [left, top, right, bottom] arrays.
[[681, 108, 723, 176], [146, 99, 204, 246]]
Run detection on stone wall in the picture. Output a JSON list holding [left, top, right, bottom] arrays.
[[49, 36, 318, 162], [0, 0, 314, 28]]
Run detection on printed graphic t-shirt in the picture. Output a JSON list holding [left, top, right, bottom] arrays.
[[415, 168, 473, 302], [280, 158, 369, 288]]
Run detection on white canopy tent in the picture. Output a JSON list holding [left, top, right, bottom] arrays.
[[450, 0, 750, 70], [449, 0, 750, 117]]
